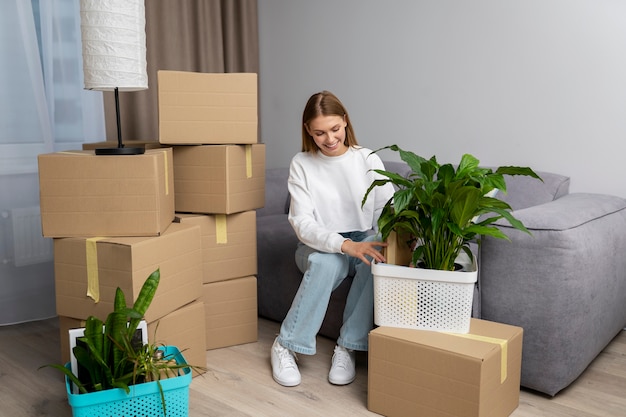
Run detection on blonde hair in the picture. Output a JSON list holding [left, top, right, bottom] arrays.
[[301, 91, 359, 153]]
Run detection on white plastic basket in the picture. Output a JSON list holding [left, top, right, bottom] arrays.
[[372, 257, 477, 334]]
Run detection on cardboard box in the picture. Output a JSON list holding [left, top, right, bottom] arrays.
[[54, 222, 202, 323], [202, 276, 258, 350], [148, 300, 207, 376], [38, 148, 174, 237], [173, 144, 265, 214], [176, 211, 257, 283], [368, 319, 523, 417], [383, 230, 413, 266], [158, 70, 258, 144], [59, 300, 207, 377], [82, 141, 165, 150]]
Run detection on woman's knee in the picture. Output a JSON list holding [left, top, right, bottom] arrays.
[[307, 251, 349, 280]]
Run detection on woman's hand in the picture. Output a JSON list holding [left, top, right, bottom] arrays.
[[341, 239, 388, 266]]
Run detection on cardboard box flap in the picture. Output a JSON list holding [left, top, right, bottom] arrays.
[[373, 324, 504, 359]]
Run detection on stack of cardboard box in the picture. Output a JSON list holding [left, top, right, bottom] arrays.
[[38, 147, 207, 372], [39, 71, 266, 373], [157, 70, 263, 350]]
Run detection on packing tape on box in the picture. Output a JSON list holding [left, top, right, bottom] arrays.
[[163, 150, 170, 195], [245, 145, 252, 178], [85, 237, 107, 303], [448, 332, 508, 383], [215, 214, 228, 244]]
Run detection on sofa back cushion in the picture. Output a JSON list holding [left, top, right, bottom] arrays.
[[381, 160, 413, 179], [257, 167, 290, 217], [498, 171, 570, 211]]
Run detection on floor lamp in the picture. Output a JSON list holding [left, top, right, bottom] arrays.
[[80, 0, 148, 155]]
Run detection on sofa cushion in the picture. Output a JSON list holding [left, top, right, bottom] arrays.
[[256, 213, 301, 322], [498, 171, 570, 211], [257, 168, 290, 217]]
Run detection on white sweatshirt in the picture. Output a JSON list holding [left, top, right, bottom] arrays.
[[287, 146, 395, 254]]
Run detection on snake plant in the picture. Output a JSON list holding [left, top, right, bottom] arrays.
[[42, 269, 205, 414]]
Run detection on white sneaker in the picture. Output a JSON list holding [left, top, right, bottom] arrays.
[[328, 345, 356, 385], [271, 337, 301, 387]]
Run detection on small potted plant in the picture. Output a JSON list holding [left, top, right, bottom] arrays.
[[363, 145, 541, 332], [42, 269, 206, 416]]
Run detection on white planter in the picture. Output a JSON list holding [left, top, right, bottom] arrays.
[[371, 255, 477, 334]]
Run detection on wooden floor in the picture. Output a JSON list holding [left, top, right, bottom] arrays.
[[1, 316, 625, 417]]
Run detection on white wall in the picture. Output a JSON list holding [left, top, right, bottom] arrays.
[[258, 0, 626, 197]]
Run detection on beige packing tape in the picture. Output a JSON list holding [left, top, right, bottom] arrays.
[[85, 237, 107, 303], [163, 150, 169, 195], [215, 214, 228, 244], [447, 332, 508, 383], [245, 145, 252, 178]]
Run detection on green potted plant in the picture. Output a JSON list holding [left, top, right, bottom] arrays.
[[363, 145, 541, 332], [364, 144, 541, 270], [42, 269, 206, 416]]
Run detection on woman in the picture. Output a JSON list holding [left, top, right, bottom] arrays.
[[271, 91, 395, 387]]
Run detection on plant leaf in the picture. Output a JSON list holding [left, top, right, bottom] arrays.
[[39, 363, 88, 394], [450, 186, 482, 226], [496, 166, 543, 181], [464, 224, 510, 240], [128, 269, 160, 337], [455, 154, 480, 180]]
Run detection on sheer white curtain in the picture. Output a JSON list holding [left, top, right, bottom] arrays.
[[0, 0, 105, 325]]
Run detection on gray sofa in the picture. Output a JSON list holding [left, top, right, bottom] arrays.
[[256, 162, 626, 396]]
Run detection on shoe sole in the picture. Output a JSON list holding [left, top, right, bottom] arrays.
[[328, 374, 356, 385], [273, 372, 301, 387]]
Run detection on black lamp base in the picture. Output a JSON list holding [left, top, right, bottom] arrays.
[[94, 87, 145, 156], [95, 146, 145, 156]]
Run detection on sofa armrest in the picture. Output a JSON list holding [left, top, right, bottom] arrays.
[[480, 192, 626, 395], [498, 192, 626, 230]]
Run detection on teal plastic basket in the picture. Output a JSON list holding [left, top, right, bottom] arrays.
[[65, 346, 191, 417]]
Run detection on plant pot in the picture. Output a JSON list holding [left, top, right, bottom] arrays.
[[371, 256, 477, 334], [65, 346, 192, 417]]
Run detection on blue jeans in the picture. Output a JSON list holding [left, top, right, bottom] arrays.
[[277, 231, 378, 355]]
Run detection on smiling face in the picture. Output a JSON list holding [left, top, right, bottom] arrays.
[[305, 115, 349, 157]]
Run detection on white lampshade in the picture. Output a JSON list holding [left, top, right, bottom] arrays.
[[80, 0, 148, 91]]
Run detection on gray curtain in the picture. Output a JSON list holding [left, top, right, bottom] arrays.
[[104, 0, 259, 143]]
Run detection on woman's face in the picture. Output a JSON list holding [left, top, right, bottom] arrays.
[[305, 115, 348, 157]]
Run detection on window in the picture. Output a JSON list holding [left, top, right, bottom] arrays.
[[0, 0, 105, 175]]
